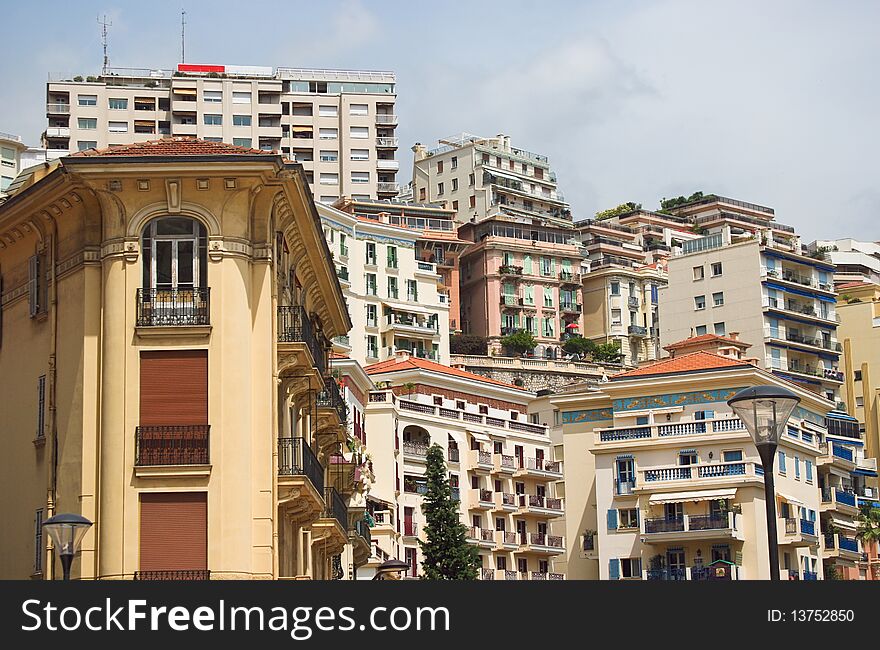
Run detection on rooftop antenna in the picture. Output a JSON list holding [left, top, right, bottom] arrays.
[[181, 9, 187, 63], [98, 14, 112, 74]]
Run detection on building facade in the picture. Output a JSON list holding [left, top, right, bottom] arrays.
[[0, 131, 28, 195], [659, 195, 843, 401], [0, 138, 374, 580], [363, 355, 565, 580], [550, 343, 837, 580], [807, 238, 880, 286], [44, 64, 398, 200], [318, 202, 451, 366]]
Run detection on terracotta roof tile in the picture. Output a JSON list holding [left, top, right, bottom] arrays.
[[365, 356, 524, 390], [663, 334, 749, 350], [69, 137, 275, 158], [612, 350, 750, 379]]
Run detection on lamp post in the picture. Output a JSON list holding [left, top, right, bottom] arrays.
[[42, 513, 93, 581], [372, 558, 410, 581], [728, 385, 800, 581]]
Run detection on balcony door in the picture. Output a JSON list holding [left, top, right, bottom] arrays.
[[666, 549, 685, 580], [143, 217, 206, 292]]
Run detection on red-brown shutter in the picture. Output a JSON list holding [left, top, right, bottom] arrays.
[[140, 350, 207, 425], [139, 492, 207, 571]]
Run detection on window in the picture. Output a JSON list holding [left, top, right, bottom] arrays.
[[611, 309, 621, 326], [679, 451, 698, 466], [319, 150, 338, 162], [0, 175, 12, 192], [34, 509, 44, 572], [36, 374, 46, 438], [77, 117, 97, 130], [28, 254, 47, 318], [711, 262, 723, 276], [713, 292, 724, 307], [366, 304, 377, 327], [203, 114, 222, 125], [351, 171, 370, 184], [695, 325, 707, 335], [203, 90, 222, 103], [232, 138, 252, 148], [366, 243, 377, 265], [78, 94, 97, 106], [618, 508, 639, 529], [469, 195, 476, 208], [349, 103, 368, 116], [407, 279, 418, 302], [318, 105, 338, 117], [854, 370, 862, 382], [109, 98, 128, 110], [437, 160, 444, 174], [108, 121, 128, 133], [319, 173, 339, 185], [722, 450, 742, 462], [620, 558, 641, 579], [77, 141, 97, 151], [778, 450, 786, 474], [387, 277, 398, 299], [365, 273, 377, 296], [350, 149, 369, 161], [693, 266, 704, 280], [542, 317, 555, 338], [469, 173, 475, 186], [794, 455, 800, 480], [856, 396, 864, 408], [636, 416, 649, 425], [387, 246, 398, 269], [141, 217, 207, 294], [232, 114, 252, 127], [610, 281, 620, 295], [232, 91, 251, 104], [319, 196, 338, 204], [714, 322, 726, 336], [318, 128, 338, 140], [452, 178, 458, 191], [452, 200, 458, 211], [805, 459, 813, 482], [339, 234, 348, 256], [694, 295, 706, 310], [350, 126, 369, 139], [437, 182, 444, 195]]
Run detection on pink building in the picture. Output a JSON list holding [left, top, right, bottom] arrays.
[[458, 217, 586, 357]]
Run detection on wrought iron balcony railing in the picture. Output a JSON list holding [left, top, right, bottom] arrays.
[[135, 425, 210, 466], [277, 437, 324, 494], [316, 376, 347, 423], [277, 305, 326, 375], [136, 287, 210, 326], [134, 570, 210, 580], [322, 487, 349, 531]]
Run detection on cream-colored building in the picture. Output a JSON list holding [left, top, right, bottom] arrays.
[[0, 137, 377, 580], [547, 338, 836, 580], [363, 354, 565, 580], [807, 239, 880, 286], [318, 202, 451, 366], [0, 131, 28, 196], [659, 195, 843, 402], [44, 64, 399, 201], [412, 133, 570, 227]]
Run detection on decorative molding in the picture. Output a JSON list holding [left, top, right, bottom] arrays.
[[165, 179, 181, 213], [561, 407, 614, 424], [611, 387, 746, 413]]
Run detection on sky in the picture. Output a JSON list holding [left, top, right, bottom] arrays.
[[1, 0, 877, 242]]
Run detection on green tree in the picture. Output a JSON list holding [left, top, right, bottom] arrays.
[[592, 341, 624, 363], [450, 334, 488, 356], [658, 191, 713, 212], [500, 329, 537, 356], [594, 201, 641, 221], [562, 336, 596, 357], [418, 444, 480, 580], [857, 504, 880, 546]]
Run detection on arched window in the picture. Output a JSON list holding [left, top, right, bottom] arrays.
[[142, 217, 207, 291]]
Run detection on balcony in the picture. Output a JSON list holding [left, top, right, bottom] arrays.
[[645, 566, 740, 581], [469, 449, 494, 472], [135, 425, 210, 466], [500, 295, 523, 307], [45, 127, 70, 138], [402, 440, 429, 458], [376, 159, 400, 171], [470, 488, 494, 509], [351, 518, 372, 566], [514, 457, 563, 479], [375, 114, 398, 125], [820, 486, 859, 514], [46, 103, 71, 114], [494, 569, 519, 580], [493, 454, 516, 474], [638, 461, 762, 490], [136, 287, 210, 327], [499, 265, 524, 276], [643, 512, 741, 542], [779, 517, 818, 547], [403, 522, 419, 539], [277, 437, 325, 523], [447, 447, 460, 463], [314, 487, 349, 555], [467, 527, 496, 548], [520, 532, 565, 554], [781, 361, 844, 384], [597, 416, 746, 443], [493, 492, 517, 511], [495, 530, 519, 550], [558, 271, 580, 284], [134, 570, 210, 581], [377, 182, 399, 193], [277, 305, 327, 377], [517, 494, 564, 518], [627, 325, 648, 337], [559, 303, 582, 314], [316, 376, 347, 425], [627, 296, 640, 309], [376, 137, 399, 148], [824, 533, 861, 560], [320, 487, 349, 531], [384, 313, 439, 337]]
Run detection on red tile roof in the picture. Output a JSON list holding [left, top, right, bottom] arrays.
[[365, 356, 525, 390], [663, 333, 749, 350], [612, 351, 751, 379], [837, 281, 873, 290], [69, 137, 275, 158]]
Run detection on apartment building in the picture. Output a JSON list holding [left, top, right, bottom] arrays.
[[458, 218, 586, 356], [550, 336, 836, 580], [659, 195, 844, 401], [412, 133, 570, 227], [334, 197, 468, 334], [363, 354, 565, 580], [0, 138, 375, 580], [807, 238, 880, 286], [0, 131, 28, 195], [44, 64, 398, 200], [318, 202, 451, 365]]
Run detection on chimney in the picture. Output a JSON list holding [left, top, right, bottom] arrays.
[[412, 142, 426, 161]]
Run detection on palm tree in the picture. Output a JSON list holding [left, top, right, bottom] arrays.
[[856, 504, 880, 580]]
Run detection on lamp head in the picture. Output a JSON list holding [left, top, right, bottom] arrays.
[[727, 385, 800, 447]]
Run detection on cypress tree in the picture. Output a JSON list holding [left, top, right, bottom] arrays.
[[418, 443, 480, 579]]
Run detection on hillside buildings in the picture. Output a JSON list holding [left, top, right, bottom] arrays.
[[807, 239, 880, 286], [0, 138, 376, 580], [44, 64, 399, 200]]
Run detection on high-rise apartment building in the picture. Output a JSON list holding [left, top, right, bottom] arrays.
[[807, 238, 880, 286], [318, 202, 451, 366], [44, 64, 399, 200], [0, 138, 373, 580], [363, 354, 564, 580], [659, 195, 844, 401], [412, 133, 570, 227]]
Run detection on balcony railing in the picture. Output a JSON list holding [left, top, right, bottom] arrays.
[[136, 287, 210, 326], [523, 457, 562, 473], [627, 325, 648, 337], [499, 264, 524, 276], [598, 417, 746, 442], [135, 425, 210, 465], [560, 303, 582, 313], [403, 440, 429, 457], [642, 461, 752, 484], [447, 447, 460, 463], [134, 570, 210, 581], [839, 535, 859, 553], [645, 517, 685, 533], [354, 518, 371, 546], [404, 522, 419, 537], [646, 568, 687, 581], [277, 437, 324, 494], [322, 487, 348, 531], [558, 271, 579, 283], [277, 305, 326, 375], [316, 376, 346, 423]]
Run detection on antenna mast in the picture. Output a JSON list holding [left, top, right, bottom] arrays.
[[98, 14, 112, 74], [181, 9, 187, 63]]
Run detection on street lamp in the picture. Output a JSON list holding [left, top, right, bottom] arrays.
[[42, 513, 92, 581], [728, 385, 800, 581], [372, 558, 410, 581]]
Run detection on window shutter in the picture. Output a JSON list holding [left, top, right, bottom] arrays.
[[632, 558, 642, 576], [139, 492, 207, 572], [608, 559, 620, 580], [28, 255, 39, 317], [140, 350, 208, 426], [607, 509, 618, 530], [634, 509, 640, 527]]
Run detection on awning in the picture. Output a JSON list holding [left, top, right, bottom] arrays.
[[134, 120, 155, 127], [292, 125, 313, 133], [173, 88, 197, 96], [854, 468, 878, 477], [649, 488, 736, 504], [382, 299, 433, 315], [469, 431, 490, 444], [565, 323, 580, 329], [485, 168, 526, 184], [777, 492, 804, 507], [828, 516, 857, 531]]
